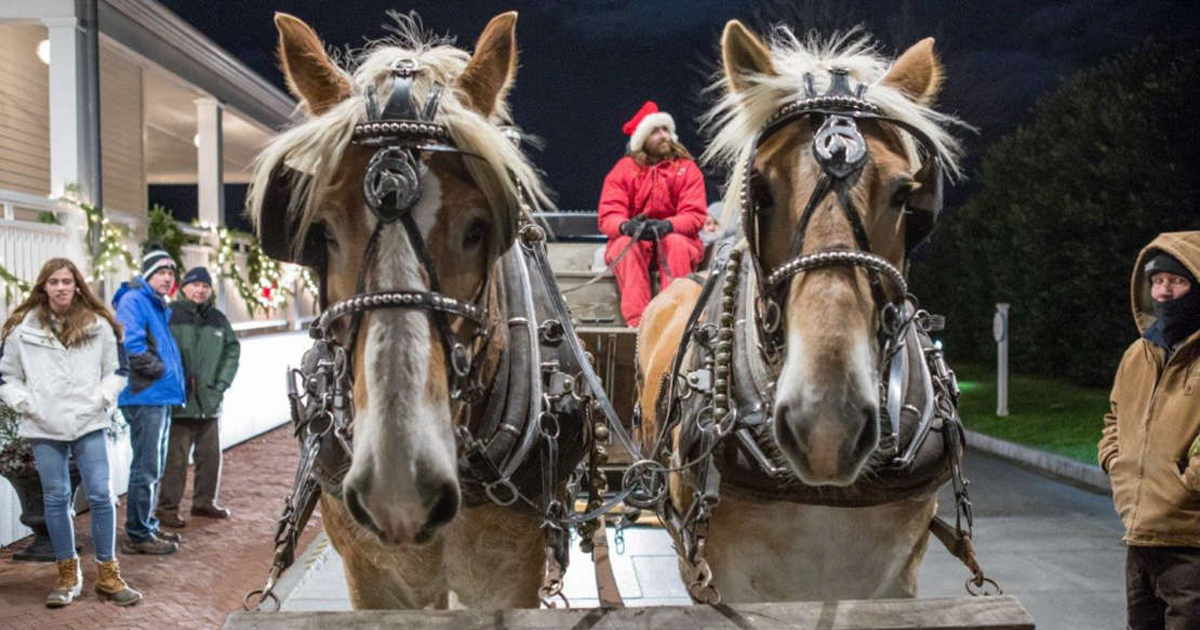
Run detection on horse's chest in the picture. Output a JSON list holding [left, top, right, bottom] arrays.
[[705, 494, 937, 600]]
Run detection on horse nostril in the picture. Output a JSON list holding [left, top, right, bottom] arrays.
[[422, 482, 458, 530], [853, 407, 878, 456], [774, 403, 807, 455], [344, 486, 380, 534], [424, 481, 459, 529]]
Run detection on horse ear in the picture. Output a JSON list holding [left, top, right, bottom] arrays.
[[275, 12, 352, 116], [882, 38, 944, 106], [722, 20, 776, 94], [457, 12, 519, 117]]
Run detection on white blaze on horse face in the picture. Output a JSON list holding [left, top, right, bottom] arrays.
[[342, 170, 462, 545], [772, 272, 880, 486]]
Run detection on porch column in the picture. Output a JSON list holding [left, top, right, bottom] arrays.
[[195, 97, 229, 311], [43, 15, 92, 271], [195, 97, 224, 227]]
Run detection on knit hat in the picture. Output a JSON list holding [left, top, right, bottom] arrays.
[[1144, 252, 1195, 285], [142, 247, 176, 278], [181, 266, 213, 288], [623, 101, 677, 153]]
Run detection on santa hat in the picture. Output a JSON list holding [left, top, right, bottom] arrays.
[[622, 101, 677, 153]]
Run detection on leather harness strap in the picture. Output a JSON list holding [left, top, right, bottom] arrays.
[[590, 526, 626, 608]]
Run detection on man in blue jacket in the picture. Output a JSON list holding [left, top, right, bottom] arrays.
[[113, 247, 186, 555]]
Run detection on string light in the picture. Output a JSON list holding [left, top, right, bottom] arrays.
[[199, 223, 307, 316], [0, 185, 319, 315]]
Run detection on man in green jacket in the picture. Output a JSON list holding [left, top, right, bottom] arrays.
[[157, 267, 240, 527]]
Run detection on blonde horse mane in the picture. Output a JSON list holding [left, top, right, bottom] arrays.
[[701, 27, 967, 228], [246, 14, 550, 259]]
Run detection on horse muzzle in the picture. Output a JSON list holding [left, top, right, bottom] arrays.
[[773, 398, 879, 486], [342, 469, 460, 545]]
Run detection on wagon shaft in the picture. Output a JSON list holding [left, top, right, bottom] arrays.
[[225, 595, 1034, 629]]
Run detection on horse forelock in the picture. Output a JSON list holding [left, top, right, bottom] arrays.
[[246, 13, 550, 260], [701, 26, 965, 229]]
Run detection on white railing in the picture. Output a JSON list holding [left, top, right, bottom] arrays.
[[0, 190, 75, 323], [178, 227, 318, 331]]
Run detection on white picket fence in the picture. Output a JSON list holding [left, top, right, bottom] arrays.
[[0, 188, 317, 546]]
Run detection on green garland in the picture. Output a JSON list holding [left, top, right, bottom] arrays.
[[202, 224, 292, 317], [59, 185, 136, 282], [0, 263, 32, 306], [299, 267, 320, 303], [146, 204, 196, 269], [1, 186, 134, 304]]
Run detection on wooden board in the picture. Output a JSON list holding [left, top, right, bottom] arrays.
[[224, 595, 1033, 629]]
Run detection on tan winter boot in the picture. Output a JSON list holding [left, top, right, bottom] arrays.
[[46, 556, 82, 607], [95, 559, 142, 606]]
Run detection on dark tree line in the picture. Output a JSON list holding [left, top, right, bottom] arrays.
[[911, 42, 1199, 386]]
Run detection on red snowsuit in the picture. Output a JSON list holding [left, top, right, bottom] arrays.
[[598, 156, 707, 326]]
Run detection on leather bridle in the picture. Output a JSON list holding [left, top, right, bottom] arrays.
[[738, 68, 945, 363], [322, 58, 496, 407]]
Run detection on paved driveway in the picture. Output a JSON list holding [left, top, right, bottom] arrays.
[[282, 450, 1126, 629]]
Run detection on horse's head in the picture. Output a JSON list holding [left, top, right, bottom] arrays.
[[248, 12, 545, 545], [707, 22, 962, 486]]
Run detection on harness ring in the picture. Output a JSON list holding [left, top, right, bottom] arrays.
[[484, 478, 521, 507]]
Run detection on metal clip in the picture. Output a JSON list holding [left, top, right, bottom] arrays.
[[390, 57, 419, 76], [685, 368, 713, 393], [538, 319, 565, 346], [687, 556, 721, 605]]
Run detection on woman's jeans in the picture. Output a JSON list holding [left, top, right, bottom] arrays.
[[30, 429, 116, 562]]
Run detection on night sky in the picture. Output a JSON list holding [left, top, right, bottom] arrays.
[[159, 0, 1198, 211]]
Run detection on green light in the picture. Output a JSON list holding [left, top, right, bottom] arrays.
[[957, 380, 981, 393]]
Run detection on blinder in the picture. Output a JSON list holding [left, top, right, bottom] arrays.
[[904, 154, 944, 255], [258, 162, 329, 305]]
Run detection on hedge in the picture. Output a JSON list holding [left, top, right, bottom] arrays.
[[911, 42, 1198, 386]]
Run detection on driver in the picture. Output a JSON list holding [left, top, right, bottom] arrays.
[[597, 101, 707, 326]]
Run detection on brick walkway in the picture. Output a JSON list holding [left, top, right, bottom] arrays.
[[0, 426, 320, 630]]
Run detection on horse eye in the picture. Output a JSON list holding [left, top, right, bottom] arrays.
[[750, 172, 774, 211], [889, 183, 913, 209], [318, 222, 338, 253], [462, 217, 489, 249]]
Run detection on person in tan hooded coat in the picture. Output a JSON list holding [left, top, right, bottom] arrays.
[[1098, 230, 1200, 629]]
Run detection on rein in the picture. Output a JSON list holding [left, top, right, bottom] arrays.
[[559, 219, 676, 297]]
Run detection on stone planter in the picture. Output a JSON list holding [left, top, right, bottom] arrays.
[[3, 463, 81, 562]]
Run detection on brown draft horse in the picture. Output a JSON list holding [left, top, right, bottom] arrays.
[[638, 21, 964, 602], [247, 13, 559, 608]]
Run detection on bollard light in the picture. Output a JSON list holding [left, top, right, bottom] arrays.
[[994, 303, 1010, 417]]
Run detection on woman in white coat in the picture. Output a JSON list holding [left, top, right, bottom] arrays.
[[0, 258, 141, 607]]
